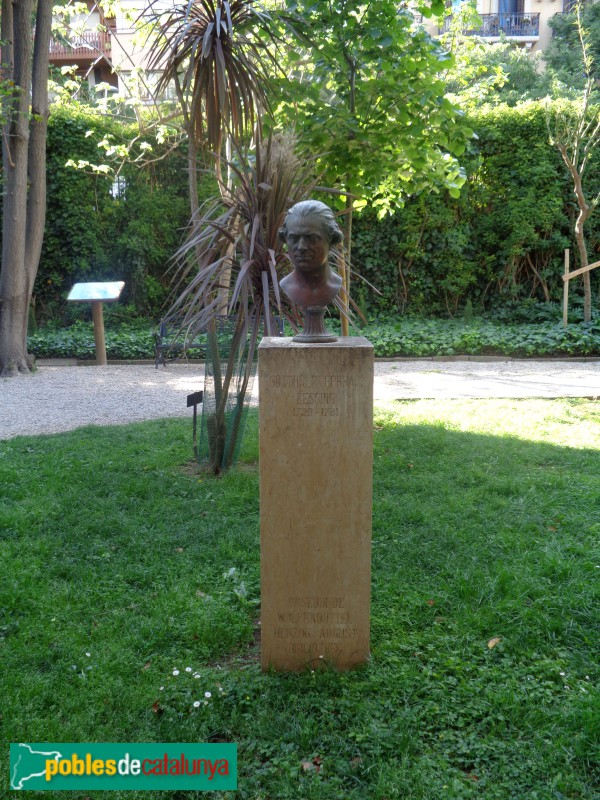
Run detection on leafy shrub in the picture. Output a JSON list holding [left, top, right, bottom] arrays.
[[28, 320, 156, 360], [354, 101, 598, 316], [364, 316, 600, 357]]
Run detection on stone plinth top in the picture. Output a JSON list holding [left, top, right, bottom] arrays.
[[260, 336, 373, 350]]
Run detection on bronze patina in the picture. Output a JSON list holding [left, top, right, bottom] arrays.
[[278, 200, 343, 342]]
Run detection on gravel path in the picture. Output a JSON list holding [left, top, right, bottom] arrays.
[[1, 359, 599, 440]]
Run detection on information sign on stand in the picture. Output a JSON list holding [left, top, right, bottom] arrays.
[[67, 282, 125, 365]]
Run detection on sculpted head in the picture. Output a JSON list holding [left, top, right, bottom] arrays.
[[278, 201, 344, 310], [279, 201, 344, 250], [278, 201, 343, 274]]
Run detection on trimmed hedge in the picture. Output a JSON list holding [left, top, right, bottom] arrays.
[[353, 101, 599, 316], [5, 101, 600, 323], [15, 106, 215, 324], [30, 106, 190, 321]]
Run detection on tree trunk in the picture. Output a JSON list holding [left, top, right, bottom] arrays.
[[0, 0, 52, 377], [574, 209, 592, 322]]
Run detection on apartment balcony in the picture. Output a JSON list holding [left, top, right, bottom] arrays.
[[443, 12, 540, 40], [49, 30, 112, 64]]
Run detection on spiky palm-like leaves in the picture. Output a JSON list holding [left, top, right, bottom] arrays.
[[148, 0, 277, 164], [168, 135, 308, 335], [166, 134, 342, 473]]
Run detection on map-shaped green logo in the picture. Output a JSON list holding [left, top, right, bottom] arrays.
[[10, 743, 63, 790]]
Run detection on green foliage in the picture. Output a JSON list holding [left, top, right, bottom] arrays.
[[273, 0, 472, 214], [1, 401, 599, 797], [27, 312, 600, 359], [546, 2, 600, 90], [438, 2, 552, 108], [22, 105, 195, 323], [446, 41, 553, 108], [352, 101, 597, 314], [27, 318, 156, 360], [364, 316, 600, 357], [38, 106, 117, 319], [353, 195, 477, 315]]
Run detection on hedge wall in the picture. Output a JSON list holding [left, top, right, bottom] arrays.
[[5, 100, 599, 323], [23, 106, 194, 323], [44, 106, 197, 322], [353, 100, 600, 316]]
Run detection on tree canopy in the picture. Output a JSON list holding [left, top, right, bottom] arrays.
[[273, 0, 472, 216]]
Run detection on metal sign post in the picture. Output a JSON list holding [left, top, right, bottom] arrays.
[[187, 391, 204, 460]]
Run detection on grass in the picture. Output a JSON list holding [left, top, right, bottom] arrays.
[[1, 400, 599, 799]]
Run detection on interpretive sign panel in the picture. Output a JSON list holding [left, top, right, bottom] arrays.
[[67, 282, 125, 303]]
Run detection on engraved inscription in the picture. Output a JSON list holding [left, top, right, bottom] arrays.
[[288, 596, 344, 608], [289, 642, 344, 658], [270, 596, 360, 660], [277, 611, 350, 624], [269, 374, 357, 390], [273, 628, 311, 639], [296, 391, 336, 405], [269, 373, 357, 420], [292, 406, 339, 418]]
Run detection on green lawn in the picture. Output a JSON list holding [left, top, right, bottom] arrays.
[[1, 400, 599, 799]]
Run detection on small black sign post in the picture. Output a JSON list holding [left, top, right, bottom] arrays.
[[187, 391, 204, 460]]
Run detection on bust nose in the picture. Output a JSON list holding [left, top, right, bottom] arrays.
[[296, 236, 308, 251]]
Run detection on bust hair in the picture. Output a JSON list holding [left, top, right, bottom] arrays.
[[278, 200, 344, 246]]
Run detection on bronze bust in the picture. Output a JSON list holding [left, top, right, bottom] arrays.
[[278, 201, 344, 342]]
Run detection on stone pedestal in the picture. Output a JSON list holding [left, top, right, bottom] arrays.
[[259, 337, 373, 671]]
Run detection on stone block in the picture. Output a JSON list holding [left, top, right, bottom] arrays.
[[259, 337, 373, 671]]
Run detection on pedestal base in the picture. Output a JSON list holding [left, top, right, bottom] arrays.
[[259, 337, 373, 671], [292, 306, 337, 343]]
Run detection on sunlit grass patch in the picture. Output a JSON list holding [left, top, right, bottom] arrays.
[[375, 397, 600, 448]]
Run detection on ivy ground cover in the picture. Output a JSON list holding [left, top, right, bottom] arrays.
[[27, 316, 600, 360], [0, 401, 598, 798]]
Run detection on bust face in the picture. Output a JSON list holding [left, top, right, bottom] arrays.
[[285, 215, 330, 274]]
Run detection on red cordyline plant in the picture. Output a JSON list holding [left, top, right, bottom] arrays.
[[166, 133, 348, 473]]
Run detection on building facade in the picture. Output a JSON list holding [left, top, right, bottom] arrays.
[[422, 0, 576, 55], [49, 1, 164, 98]]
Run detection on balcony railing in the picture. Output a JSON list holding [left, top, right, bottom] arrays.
[[443, 12, 540, 38], [49, 30, 111, 61]]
